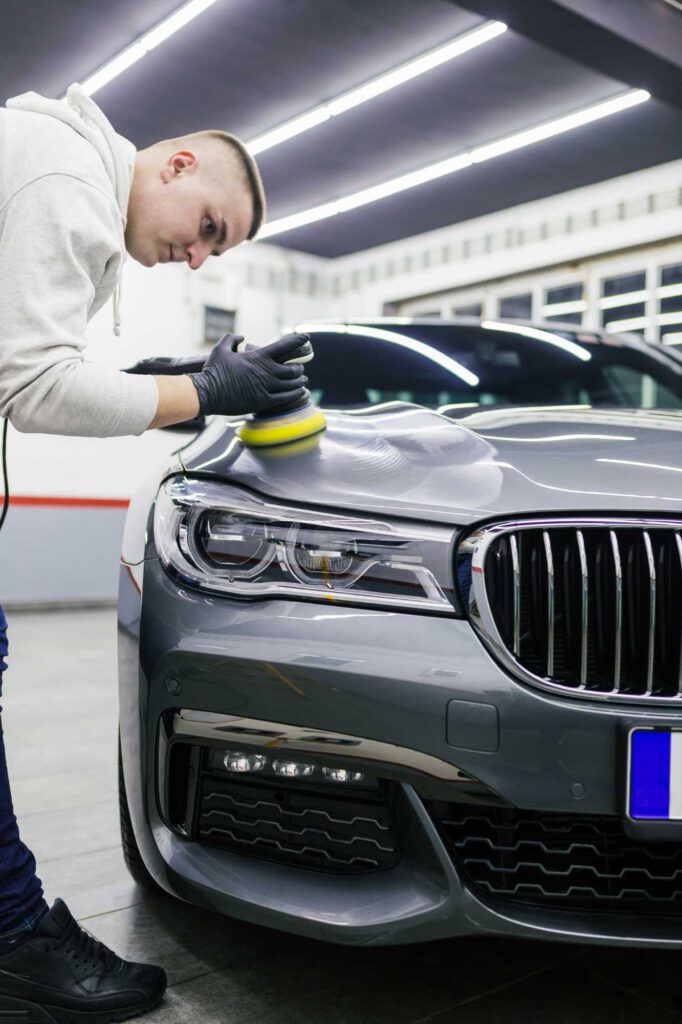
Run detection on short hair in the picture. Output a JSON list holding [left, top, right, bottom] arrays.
[[152, 130, 267, 240], [205, 130, 266, 240]]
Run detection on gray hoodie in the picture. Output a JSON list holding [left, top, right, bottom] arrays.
[[0, 85, 158, 436]]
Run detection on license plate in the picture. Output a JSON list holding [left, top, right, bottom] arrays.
[[627, 728, 682, 821]]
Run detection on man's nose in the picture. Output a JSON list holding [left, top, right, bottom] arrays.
[[186, 241, 210, 270]]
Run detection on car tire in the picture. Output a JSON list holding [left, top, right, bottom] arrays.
[[118, 737, 161, 892]]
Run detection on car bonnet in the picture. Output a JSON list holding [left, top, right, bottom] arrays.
[[178, 405, 682, 526]]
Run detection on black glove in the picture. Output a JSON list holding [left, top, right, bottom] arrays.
[[189, 333, 309, 416]]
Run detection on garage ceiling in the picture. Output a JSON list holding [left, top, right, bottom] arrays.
[[1, 0, 681, 257]]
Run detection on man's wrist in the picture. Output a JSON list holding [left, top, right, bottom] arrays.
[[148, 374, 201, 430]]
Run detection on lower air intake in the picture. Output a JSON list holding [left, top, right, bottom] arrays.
[[431, 801, 682, 914], [196, 773, 399, 873]]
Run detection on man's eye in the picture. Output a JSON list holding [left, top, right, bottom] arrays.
[[203, 218, 216, 236]]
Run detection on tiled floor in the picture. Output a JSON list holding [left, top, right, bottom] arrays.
[[2, 608, 681, 1023]]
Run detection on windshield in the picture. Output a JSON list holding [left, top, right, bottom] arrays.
[[303, 323, 682, 413]]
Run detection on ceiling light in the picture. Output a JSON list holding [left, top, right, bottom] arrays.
[[470, 90, 648, 164], [657, 312, 682, 326], [539, 300, 588, 317], [77, 0, 220, 97], [598, 290, 649, 309], [663, 333, 682, 346], [603, 316, 649, 332], [292, 322, 480, 386], [481, 320, 592, 361], [248, 21, 507, 155], [259, 89, 650, 239], [657, 284, 682, 299]]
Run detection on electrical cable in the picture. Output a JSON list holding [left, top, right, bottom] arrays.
[[0, 420, 8, 533]]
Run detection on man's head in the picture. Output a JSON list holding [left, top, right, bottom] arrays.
[[125, 130, 265, 269]]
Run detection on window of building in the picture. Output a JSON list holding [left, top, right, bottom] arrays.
[[658, 263, 682, 342], [453, 302, 483, 317], [541, 283, 586, 325], [498, 293, 532, 319], [599, 271, 647, 334]]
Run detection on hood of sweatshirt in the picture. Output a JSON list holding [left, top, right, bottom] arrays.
[[6, 84, 135, 334]]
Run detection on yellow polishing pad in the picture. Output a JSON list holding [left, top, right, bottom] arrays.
[[239, 405, 327, 448]]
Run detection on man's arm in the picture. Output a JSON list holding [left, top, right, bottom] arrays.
[[149, 375, 200, 429], [0, 176, 158, 437]]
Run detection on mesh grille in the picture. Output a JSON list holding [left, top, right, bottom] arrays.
[[465, 520, 682, 702], [196, 773, 400, 873], [431, 801, 682, 914]]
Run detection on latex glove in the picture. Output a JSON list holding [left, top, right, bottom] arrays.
[[189, 333, 308, 416]]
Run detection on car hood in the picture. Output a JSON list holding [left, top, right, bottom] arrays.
[[179, 405, 682, 526]]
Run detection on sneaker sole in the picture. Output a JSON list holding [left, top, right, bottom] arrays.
[[0, 994, 163, 1024]]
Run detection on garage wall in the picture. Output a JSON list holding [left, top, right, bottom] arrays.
[[322, 157, 682, 325]]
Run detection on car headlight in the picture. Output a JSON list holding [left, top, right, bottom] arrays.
[[154, 476, 461, 614]]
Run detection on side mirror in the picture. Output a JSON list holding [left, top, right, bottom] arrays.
[[123, 354, 207, 432]]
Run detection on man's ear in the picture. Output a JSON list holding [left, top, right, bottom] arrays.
[[160, 150, 198, 183]]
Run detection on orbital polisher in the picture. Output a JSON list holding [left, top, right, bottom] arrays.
[[233, 334, 327, 447], [125, 334, 327, 447]]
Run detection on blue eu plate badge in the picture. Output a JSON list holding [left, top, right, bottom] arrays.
[[628, 728, 682, 820]]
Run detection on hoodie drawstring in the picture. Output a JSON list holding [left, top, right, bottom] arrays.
[[113, 283, 121, 337]]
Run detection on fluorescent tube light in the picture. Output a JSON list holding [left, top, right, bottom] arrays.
[[248, 21, 507, 156], [603, 316, 648, 332], [260, 88, 650, 239], [292, 322, 480, 387], [540, 300, 587, 317], [481, 320, 592, 361], [78, 0, 220, 97], [470, 90, 648, 164], [657, 284, 682, 299], [657, 312, 682, 326], [663, 333, 682, 346], [260, 152, 474, 237], [598, 290, 649, 309]]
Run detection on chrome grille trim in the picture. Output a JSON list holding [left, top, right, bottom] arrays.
[[510, 533, 521, 657], [462, 516, 682, 705], [643, 531, 656, 697], [543, 531, 554, 677], [576, 530, 588, 688], [609, 530, 622, 693], [677, 533, 682, 696]]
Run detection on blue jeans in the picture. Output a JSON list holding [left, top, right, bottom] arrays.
[[0, 604, 47, 940]]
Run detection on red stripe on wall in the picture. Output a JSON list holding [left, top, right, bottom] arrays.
[[10, 496, 130, 509]]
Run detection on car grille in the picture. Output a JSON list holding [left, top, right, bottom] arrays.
[[195, 772, 400, 873], [431, 801, 682, 914], [461, 518, 682, 703]]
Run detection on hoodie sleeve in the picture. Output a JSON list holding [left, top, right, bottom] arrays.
[[0, 173, 159, 437]]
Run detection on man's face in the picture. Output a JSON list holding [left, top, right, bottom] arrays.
[[125, 146, 254, 269]]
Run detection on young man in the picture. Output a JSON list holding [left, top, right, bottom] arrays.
[[0, 84, 307, 1021]]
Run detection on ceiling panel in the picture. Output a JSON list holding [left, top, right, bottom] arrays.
[[276, 101, 681, 257], [1, 0, 681, 257], [257, 31, 624, 219]]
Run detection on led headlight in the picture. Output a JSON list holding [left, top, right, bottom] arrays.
[[154, 477, 460, 614]]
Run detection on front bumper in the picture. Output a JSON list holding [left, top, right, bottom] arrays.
[[118, 558, 682, 946]]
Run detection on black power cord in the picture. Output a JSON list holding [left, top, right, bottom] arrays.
[[0, 420, 8, 533]]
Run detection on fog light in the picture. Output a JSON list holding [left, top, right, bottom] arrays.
[[321, 767, 365, 783], [224, 751, 267, 773], [272, 759, 314, 778]]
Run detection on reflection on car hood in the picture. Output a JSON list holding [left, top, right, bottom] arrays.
[[179, 405, 682, 525]]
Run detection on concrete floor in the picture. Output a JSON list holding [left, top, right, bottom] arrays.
[[2, 607, 682, 1023]]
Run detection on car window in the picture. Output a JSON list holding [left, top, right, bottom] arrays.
[[304, 326, 682, 412]]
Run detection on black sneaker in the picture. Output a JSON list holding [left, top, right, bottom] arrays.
[[0, 899, 166, 1023]]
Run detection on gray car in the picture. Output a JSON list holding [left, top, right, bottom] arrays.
[[118, 318, 682, 948]]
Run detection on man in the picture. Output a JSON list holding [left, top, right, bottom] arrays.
[[0, 84, 306, 1020]]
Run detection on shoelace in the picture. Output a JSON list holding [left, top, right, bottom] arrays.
[[51, 918, 118, 973]]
